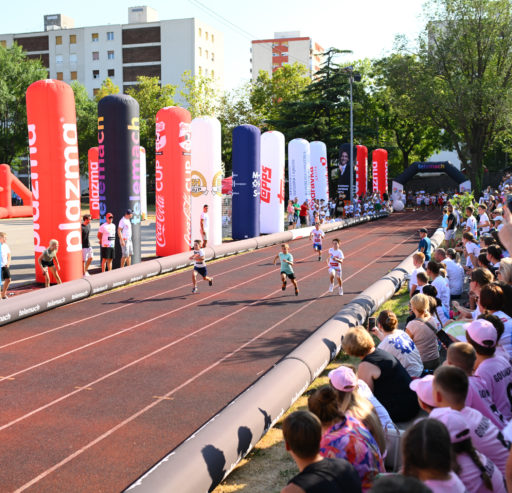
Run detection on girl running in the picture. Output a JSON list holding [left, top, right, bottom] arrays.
[[328, 238, 344, 295]]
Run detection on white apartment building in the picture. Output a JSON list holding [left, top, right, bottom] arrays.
[[251, 31, 324, 81], [0, 6, 224, 97]]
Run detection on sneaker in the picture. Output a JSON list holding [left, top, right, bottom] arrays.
[[339, 288, 344, 295], [318, 256, 321, 261], [295, 288, 299, 296], [282, 282, 287, 291], [192, 287, 198, 294], [84, 272, 90, 277], [209, 278, 213, 287], [328, 284, 334, 293]]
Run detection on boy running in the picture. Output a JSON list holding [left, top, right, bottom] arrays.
[[327, 238, 344, 295], [273, 243, 299, 296], [309, 222, 325, 261], [189, 239, 213, 293]]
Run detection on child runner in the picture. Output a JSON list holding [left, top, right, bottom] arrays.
[[274, 243, 299, 296], [189, 239, 213, 294], [38, 239, 62, 288], [309, 222, 325, 261], [328, 238, 344, 295]]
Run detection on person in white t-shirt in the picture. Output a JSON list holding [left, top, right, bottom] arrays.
[[463, 206, 478, 237], [189, 239, 213, 293], [118, 209, 133, 268], [309, 222, 325, 261], [0, 232, 12, 299], [478, 204, 490, 236], [409, 252, 426, 297], [427, 261, 451, 312], [327, 238, 344, 295], [462, 232, 481, 270], [200, 204, 209, 247], [97, 212, 116, 272]]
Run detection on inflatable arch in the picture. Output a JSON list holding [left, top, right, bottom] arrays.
[[391, 161, 471, 198]]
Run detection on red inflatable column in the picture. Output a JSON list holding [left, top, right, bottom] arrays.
[[88, 147, 100, 219], [26, 80, 83, 284], [155, 106, 192, 256], [372, 149, 388, 199], [356, 145, 368, 197]]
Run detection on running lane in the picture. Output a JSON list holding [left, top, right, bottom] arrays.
[[0, 211, 440, 492]]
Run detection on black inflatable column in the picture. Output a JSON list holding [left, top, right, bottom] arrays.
[[98, 94, 141, 268]]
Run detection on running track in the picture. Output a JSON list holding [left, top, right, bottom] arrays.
[[0, 211, 439, 492]]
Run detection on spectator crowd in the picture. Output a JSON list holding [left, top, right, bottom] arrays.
[[280, 175, 512, 492]]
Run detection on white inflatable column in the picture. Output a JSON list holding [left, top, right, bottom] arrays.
[[310, 141, 329, 203], [288, 138, 311, 204]]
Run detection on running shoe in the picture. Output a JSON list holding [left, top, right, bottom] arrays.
[[282, 281, 287, 291], [209, 278, 213, 286], [295, 288, 299, 296], [192, 287, 198, 294], [339, 287, 344, 295], [328, 284, 334, 293], [318, 256, 321, 261]]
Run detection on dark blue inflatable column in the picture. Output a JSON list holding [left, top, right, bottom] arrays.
[[97, 94, 141, 268], [232, 125, 261, 240]]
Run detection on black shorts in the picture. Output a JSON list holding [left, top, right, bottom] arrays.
[[281, 271, 295, 280], [194, 266, 208, 278], [1, 266, 10, 279], [101, 246, 115, 259], [41, 259, 54, 268]]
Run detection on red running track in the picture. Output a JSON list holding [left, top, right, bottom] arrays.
[[0, 211, 440, 492]]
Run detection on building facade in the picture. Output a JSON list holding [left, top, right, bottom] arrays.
[[251, 31, 323, 80], [0, 6, 224, 97]]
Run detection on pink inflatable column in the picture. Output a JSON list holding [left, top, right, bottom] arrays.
[[372, 149, 388, 198]]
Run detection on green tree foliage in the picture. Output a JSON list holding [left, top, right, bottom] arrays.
[[126, 76, 177, 178], [411, 0, 512, 192], [94, 78, 120, 102], [0, 43, 47, 166], [180, 70, 220, 118], [71, 82, 97, 174]]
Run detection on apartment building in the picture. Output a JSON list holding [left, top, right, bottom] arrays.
[[251, 31, 324, 80], [0, 6, 224, 97]]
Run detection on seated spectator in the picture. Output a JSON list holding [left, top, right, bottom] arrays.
[[370, 310, 423, 378], [453, 268, 494, 320], [445, 341, 506, 429], [415, 272, 429, 294], [308, 386, 384, 491], [410, 374, 437, 412], [436, 248, 464, 298], [342, 326, 420, 422], [461, 232, 481, 271], [432, 408, 506, 493], [426, 261, 451, 312], [402, 418, 467, 492], [498, 257, 512, 285], [370, 475, 433, 493], [431, 365, 510, 474], [406, 294, 440, 370], [328, 365, 386, 454], [409, 253, 426, 297], [281, 410, 362, 493], [487, 244, 502, 271], [477, 251, 494, 272], [422, 285, 449, 328]]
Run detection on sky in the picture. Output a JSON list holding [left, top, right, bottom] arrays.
[[0, 0, 427, 90]]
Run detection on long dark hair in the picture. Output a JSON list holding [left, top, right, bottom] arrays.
[[453, 439, 493, 491]]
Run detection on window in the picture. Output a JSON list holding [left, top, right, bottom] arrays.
[[107, 50, 114, 60], [108, 68, 115, 77], [107, 31, 114, 41], [211, 52, 215, 62], [56, 55, 63, 64], [93, 69, 100, 79], [205, 50, 208, 59], [69, 34, 76, 44], [70, 71, 77, 80], [198, 66, 202, 75], [93, 88, 100, 96], [56, 72, 63, 80], [69, 54, 77, 63], [205, 68, 208, 76], [205, 32, 209, 41], [92, 51, 99, 61], [211, 34, 215, 43], [198, 47, 202, 56], [55, 36, 62, 45], [211, 69, 215, 78], [92, 33, 99, 42], [198, 28, 202, 37]]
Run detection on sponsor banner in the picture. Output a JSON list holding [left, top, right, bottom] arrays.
[[288, 138, 310, 204], [140, 147, 148, 220], [337, 143, 356, 199], [310, 141, 329, 204], [88, 147, 100, 219], [260, 131, 285, 234]]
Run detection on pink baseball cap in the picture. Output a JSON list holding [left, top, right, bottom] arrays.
[[328, 366, 357, 392], [430, 407, 471, 443], [465, 319, 498, 348], [409, 375, 436, 407]]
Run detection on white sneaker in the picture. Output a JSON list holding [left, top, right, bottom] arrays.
[[339, 288, 344, 295], [84, 272, 90, 277], [328, 284, 334, 293]]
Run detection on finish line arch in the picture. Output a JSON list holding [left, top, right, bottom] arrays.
[[391, 161, 471, 197]]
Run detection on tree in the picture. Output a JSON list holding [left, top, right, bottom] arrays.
[[0, 43, 47, 166], [71, 82, 97, 174], [180, 70, 220, 118], [94, 77, 119, 102], [412, 0, 512, 192], [126, 76, 177, 177]]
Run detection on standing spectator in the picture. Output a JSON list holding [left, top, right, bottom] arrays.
[[444, 205, 457, 248], [118, 209, 134, 268], [478, 204, 491, 236], [200, 204, 209, 247], [38, 239, 62, 288], [409, 252, 426, 297], [280, 410, 362, 493], [293, 197, 301, 226], [81, 215, 93, 276], [426, 261, 451, 313], [299, 200, 309, 227], [97, 212, 116, 272], [0, 232, 11, 298], [287, 200, 295, 230], [417, 228, 431, 263], [463, 206, 478, 237], [461, 232, 481, 271]]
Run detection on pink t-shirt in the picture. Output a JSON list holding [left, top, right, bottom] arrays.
[[466, 375, 506, 429], [456, 452, 506, 493], [424, 472, 467, 493], [475, 355, 512, 422]]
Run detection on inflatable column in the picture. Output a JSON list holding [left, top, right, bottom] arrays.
[[310, 141, 329, 203], [140, 147, 147, 220], [88, 147, 100, 219], [356, 145, 368, 198], [260, 131, 285, 234], [26, 80, 83, 284], [191, 116, 223, 245], [155, 106, 192, 256], [288, 138, 311, 204], [97, 94, 141, 267], [372, 149, 388, 199], [232, 125, 260, 240]]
